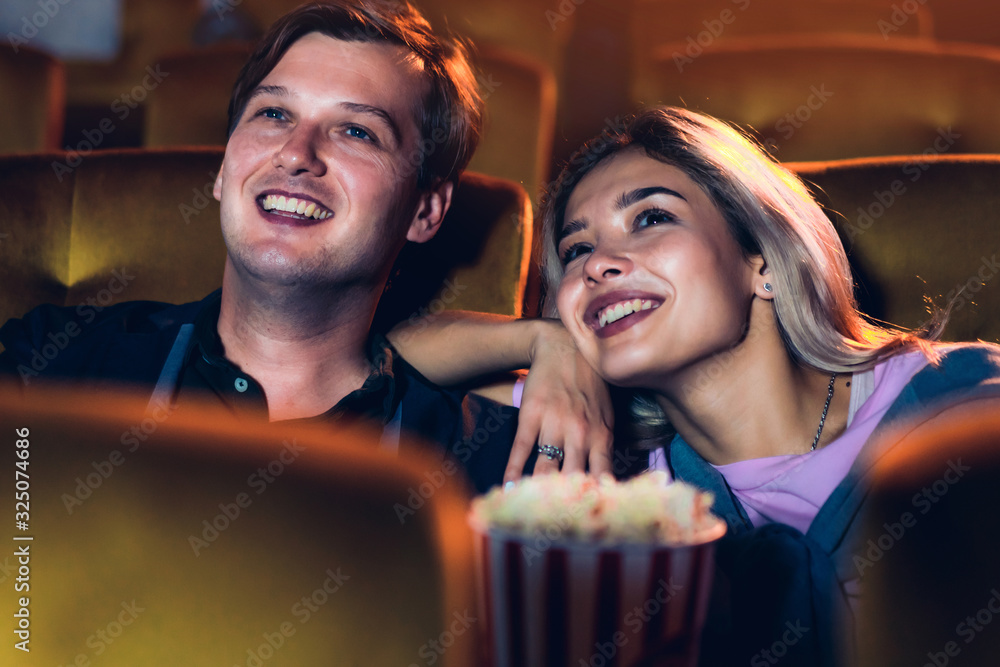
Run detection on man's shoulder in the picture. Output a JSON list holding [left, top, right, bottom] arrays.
[[0, 292, 218, 385]]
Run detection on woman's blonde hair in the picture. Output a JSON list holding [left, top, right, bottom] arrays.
[[541, 106, 943, 371], [539, 107, 943, 440]]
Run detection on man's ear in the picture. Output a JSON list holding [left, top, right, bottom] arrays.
[[406, 179, 453, 244], [212, 161, 224, 202]]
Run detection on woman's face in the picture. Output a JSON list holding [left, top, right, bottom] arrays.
[[555, 148, 762, 390]]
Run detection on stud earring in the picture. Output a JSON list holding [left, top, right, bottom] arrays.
[[763, 282, 773, 293]]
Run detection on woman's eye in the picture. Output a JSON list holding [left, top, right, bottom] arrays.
[[560, 243, 592, 266], [636, 208, 676, 228]]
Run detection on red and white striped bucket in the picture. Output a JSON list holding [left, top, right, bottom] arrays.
[[470, 521, 724, 667]]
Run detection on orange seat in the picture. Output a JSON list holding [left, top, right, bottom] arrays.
[[857, 397, 1000, 666], [634, 36, 1000, 161], [0, 381, 477, 666]]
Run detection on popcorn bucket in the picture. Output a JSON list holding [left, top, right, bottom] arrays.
[[470, 511, 725, 667]]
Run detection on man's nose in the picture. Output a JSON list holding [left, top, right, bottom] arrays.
[[272, 125, 327, 176]]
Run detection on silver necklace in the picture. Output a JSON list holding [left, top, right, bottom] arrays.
[[810, 373, 837, 451]]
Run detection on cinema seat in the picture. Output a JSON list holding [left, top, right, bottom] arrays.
[[628, 0, 932, 85], [857, 397, 1000, 666], [0, 382, 477, 666], [633, 36, 1000, 162], [143, 43, 253, 147], [787, 154, 1000, 344], [0, 43, 65, 153], [0, 148, 531, 329]]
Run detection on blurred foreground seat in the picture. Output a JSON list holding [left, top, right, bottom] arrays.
[[634, 36, 1000, 161], [858, 397, 1000, 666], [788, 154, 1000, 344], [0, 43, 65, 153], [0, 148, 531, 328], [0, 382, 476, 666]]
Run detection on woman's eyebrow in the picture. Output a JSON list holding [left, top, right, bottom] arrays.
[[557, 219, 587, 244], [615, 186, 687, 210]]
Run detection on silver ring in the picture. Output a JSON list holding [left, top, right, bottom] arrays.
[[537, 444, 564, 462]]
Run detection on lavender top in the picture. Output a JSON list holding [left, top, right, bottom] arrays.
[[651, 350, 931, 534]]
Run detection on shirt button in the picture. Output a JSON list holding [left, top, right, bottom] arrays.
[[234, 377, 248, 392]]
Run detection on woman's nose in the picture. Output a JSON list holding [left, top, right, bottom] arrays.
[[583, 247, 633, 283]]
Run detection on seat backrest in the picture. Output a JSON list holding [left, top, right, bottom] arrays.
[[468, 46, 557, 202], [0, 43, 65, 153], [0, 382, 477, 666], [787, 154, 1000, 344], [634, 36, 1000, 161], [143, 43, 252, 147], [924, 0, 1000, 48], [0, 148, 531, 328], [857, 397, 1000, 666], [629, 0, 933, 80]]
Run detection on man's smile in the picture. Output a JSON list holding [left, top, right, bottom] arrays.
[[257, 191, 334, 222]]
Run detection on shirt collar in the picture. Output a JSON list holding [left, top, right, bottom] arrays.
[[189, 290, 400, 424]]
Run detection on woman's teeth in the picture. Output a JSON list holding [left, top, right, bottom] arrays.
[[598, 299, 657, 328]]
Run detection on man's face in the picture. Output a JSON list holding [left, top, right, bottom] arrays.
[[214, 32, 442, 292]]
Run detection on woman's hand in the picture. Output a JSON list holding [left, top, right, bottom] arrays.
[[504, 320, 614, 484], [387, 312, 614, 482]]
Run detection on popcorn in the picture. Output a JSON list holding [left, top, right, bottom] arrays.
[[470, 471, 721, 546], [468, 473, 726, 667]]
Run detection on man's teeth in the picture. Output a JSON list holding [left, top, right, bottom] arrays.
[[262, 194, 332, 220], [598, 299, 657, 328]]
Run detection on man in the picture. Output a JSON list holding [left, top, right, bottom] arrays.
[[0, 1, 519, 492]]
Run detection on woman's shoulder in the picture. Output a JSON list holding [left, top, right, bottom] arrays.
[[925, 340, 1000, 374], [880, 341, 1000, 419]]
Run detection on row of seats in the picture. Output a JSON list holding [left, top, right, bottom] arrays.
[[1, 148, 997, 342], [7, 2, 1000, 188]]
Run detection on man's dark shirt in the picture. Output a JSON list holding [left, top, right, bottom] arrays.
[[0, 291, 517, 493]]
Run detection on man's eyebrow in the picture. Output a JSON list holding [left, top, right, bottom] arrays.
[[557, 219, 587, 244], [340, 102, 403, 146], [615, 186, 687, 210], [246, 84, 288, 104]]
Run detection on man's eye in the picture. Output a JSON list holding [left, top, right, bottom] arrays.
[[259, 108, 286, 121], [636, 208, 676, 228], [346, 126, 374, 141], [560, 243, 592, 266]]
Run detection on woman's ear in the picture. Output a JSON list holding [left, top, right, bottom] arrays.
[[752, 256, 774, 300]]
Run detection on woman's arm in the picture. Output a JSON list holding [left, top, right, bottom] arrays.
[[388, 312, 614, 483]]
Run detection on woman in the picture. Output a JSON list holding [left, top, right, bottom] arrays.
[[393, 106, 1000, 664]]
